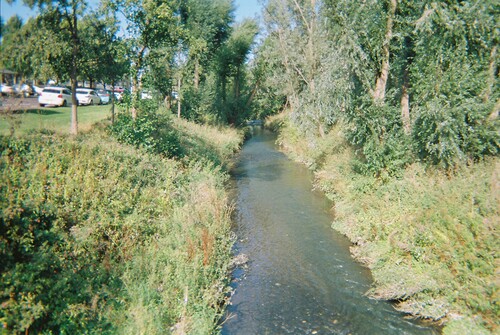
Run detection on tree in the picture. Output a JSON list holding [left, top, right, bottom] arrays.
[[179, 0, 233, 91], [76, 13, 129, 123], [213, 19, 258, 125], [261, 0, 341, 137], [6, 0, 87, 134], [106, 0, 179, 118], [410, 0, 499, 166]]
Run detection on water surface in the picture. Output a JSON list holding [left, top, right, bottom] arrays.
[[222, 127, 438, 335]]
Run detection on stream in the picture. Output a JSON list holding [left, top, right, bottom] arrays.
[[221, 127, 439, 335]]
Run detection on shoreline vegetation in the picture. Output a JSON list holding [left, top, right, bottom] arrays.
[[266, 113, 498, 335], [1, 108, 243, 334]]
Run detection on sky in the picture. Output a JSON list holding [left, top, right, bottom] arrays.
[[0, 0, 262, 25]]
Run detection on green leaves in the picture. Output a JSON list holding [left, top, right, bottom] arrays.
[[109, 107, 182, 157]]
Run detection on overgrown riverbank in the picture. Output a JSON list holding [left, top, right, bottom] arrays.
[[267, 114, 498, 335], [1, 112, 243, 334]]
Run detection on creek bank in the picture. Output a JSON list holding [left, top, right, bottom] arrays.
[[265, 115, 498, 335], [0, 116, 243, 334]]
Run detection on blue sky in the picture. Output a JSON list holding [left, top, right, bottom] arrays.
[[0, 0, 262, 24]]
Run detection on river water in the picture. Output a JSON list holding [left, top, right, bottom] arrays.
[[221, 127, 439, 335]]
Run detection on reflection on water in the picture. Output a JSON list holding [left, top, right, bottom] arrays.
[[222, 127, 439, 335]]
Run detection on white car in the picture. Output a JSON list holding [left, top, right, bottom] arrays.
[[38, 87, 72, 107], [141, 91, 152, 99], [96, 89, 111, 104], [76, 88, 101, 106], [1, 83, 14, 96], [33, 85, 44, 95]]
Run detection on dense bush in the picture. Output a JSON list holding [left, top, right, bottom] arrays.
[[109, 109, 182, 158]]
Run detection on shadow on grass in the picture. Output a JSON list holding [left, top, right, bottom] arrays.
[[25, 109, 62, 115]]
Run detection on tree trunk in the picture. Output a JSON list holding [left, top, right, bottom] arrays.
[[132, 47, 146, 120], [489, 99, 499, 120], [194, 57, 200, 91], [131, 72, 138, 119], [234, 66, 241, 102], [132, 71, 139, 119], [484, 45, 497, 103], [373, 0, 397, 104], [177, 77, 181, 118], [401, 35, 413, 134], [401, 77, 410, 133], [70, 11, 79, 136], [111, 83, 115, 124], [486, 47, 497, 118]]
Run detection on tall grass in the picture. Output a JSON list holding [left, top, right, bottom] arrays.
[[1, 114, 242, 334], [268, 115, 499, 334]]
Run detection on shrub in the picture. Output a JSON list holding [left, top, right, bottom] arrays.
[[108, 110, 182, 158]]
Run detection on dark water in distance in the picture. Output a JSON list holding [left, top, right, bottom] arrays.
[[221, 127, 439, 335]]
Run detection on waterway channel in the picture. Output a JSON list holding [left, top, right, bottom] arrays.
[[221, 127, 439, 335]]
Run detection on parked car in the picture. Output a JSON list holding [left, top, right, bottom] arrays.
[[16, 83, 36, 97], [141, 91, 152, 100], [76, 88, 101, 105], [113, 88, 129, 102], [1, 83, 14, 96], [38, 87, 72, 107], [96, 89, 111, 104], [33, 85, 44, 95]]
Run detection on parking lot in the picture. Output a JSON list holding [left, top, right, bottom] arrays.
[[0, 96, 40, 112]]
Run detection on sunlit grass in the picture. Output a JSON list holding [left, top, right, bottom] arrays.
[[0, 105, 112, 135]]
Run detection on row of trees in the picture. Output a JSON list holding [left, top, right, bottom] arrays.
[[0, 0, 259, 132], [253, 0, 498, 171]]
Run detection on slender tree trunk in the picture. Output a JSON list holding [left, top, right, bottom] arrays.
[[177, 77, 181, 118], [489, 99, 499, 120], [132, 47, 146, 119], [401, 35, 413, 134], [132, 69, 139, 119], [484, 45, 500, 120], [276, 27, 299, 111], [70, 11, 79, 135], [401, 73, 410, 133], [373, 0, 397, 104], [165, 95, 171, 110], [194, 57, 200, 91], [484, 45, 497, 103], [111, 83, 115, 124], [309, 0, 316, 95], [245, 81, 259, 110], [234, 66, 241, 102]]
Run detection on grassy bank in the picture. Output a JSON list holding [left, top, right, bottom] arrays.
[[267, 114, 498, 334], [1, 110, 242, 334]]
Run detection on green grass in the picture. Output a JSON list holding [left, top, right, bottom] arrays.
[[0, 105, 112, 135]]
